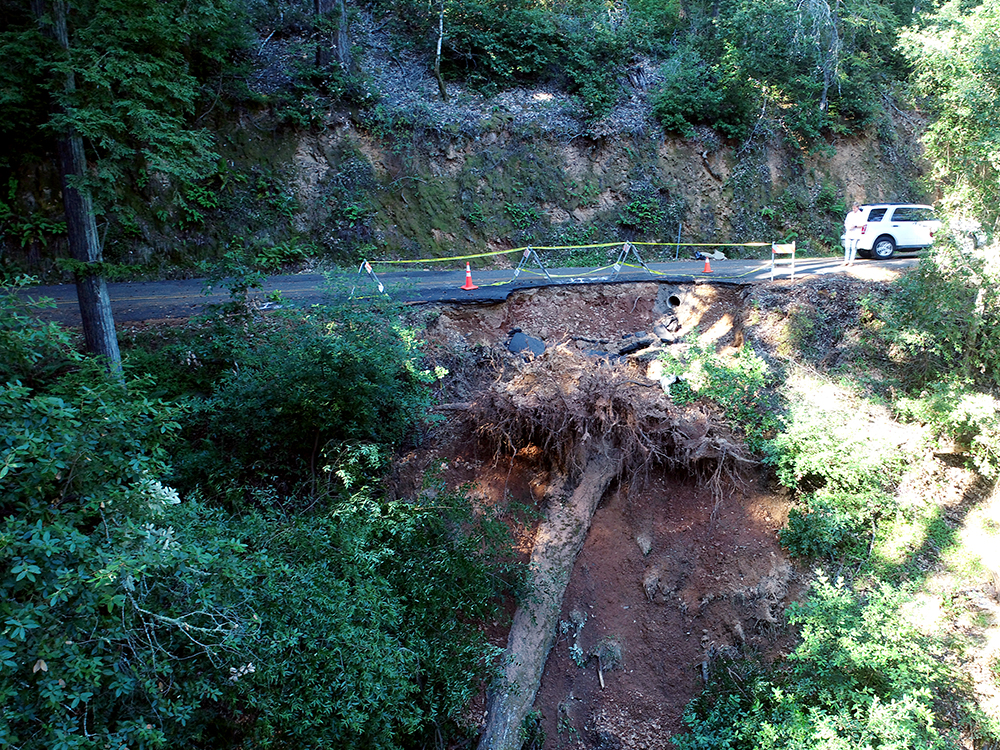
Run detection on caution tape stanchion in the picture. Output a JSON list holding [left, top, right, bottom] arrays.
[[627, 242, 654, 275], [362, 238, 776, 292], [611, 243, 627, 280], [352, 259, 386, 298], [610, 242, 654, 280], [510, 247, 553, 283]]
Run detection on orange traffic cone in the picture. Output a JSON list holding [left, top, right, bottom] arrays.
[[703, 256, 712, 273], [460, 262, 479, 290]]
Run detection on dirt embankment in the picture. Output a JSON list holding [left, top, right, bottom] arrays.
[[397, 278, 871, 749]]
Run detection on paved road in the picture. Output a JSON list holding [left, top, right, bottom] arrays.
[[23, 255, 919, 326]]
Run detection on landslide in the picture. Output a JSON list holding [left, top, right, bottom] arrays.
[[394, 273, 899, 749]]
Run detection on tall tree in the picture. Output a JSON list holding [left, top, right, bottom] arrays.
[[1, 0, 246, 369], [901, 0, 1000, 228], [32, 0, 120, 373], [434, 0, 448, 101]]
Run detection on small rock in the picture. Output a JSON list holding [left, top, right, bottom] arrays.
[[659, 373, 678, 391], [636, 532, 653, 556], [509, 331, 546, 356], [642, 569, 660, 601]]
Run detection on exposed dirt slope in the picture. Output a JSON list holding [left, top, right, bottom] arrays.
[[399, 271, 1000, 750], [472, 347, 753, 750], [402, 279, 809, 748]]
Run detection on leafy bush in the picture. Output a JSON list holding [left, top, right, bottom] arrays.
[[782, 488, 894, 559], [440, 0, 627, 116], [442, 1, 560, 90], [651, 47, 727, 136], [174, 302, 436, 500], [874, 246, 1000, 477], [660, 343, 782, 453], [880, 246, 1000, 389], [0, 278, 80, 387], [675, 575, 964, 750], [896, 381, 1000, 479], [0, 290, 240, 748], [767, 397, 909, 495], [901, 0, 1000, 227], [767, 389, 912, 560], [619, 195, 667, 234], [1, 284, 517, 750], [226, 479, 516, 748]]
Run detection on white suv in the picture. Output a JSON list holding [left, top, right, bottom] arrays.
[[843, 204, 941, 259]]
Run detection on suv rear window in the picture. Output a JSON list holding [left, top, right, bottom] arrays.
[[866, 208, 887, 222], [890, 206, 936, 222]]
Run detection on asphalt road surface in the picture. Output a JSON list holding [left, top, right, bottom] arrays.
[[23, 255, 920, 326]]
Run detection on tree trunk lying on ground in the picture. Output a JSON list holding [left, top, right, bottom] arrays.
[[472, 346, 751, 750], [478, 446, 618, 750]]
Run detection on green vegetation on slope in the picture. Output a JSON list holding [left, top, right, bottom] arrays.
[[668, 244, 1000, 748], [0, 281, 519, 749], [4, 0, 991, 280]]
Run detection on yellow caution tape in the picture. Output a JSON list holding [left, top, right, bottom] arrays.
[[367, 240, 773, 265]]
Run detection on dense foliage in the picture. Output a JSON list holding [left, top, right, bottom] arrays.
[[1, 0, 995, 275], [902, 0, 1000, 228], [675, 575, 963, 750], [0, 0, 248, 198], [161, 301, 437, 500], [1, 285, 516, 749], [664, 237, 1000, 749]]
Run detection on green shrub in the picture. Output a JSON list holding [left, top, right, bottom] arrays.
[[226, 479, 517, 749], [175, 301, 436, 500], [442, 1, 559, 89], [880, 245, 1000, 389], [0, 282, 517, 750], [765, 388, 914, 561], [440, 0, 626, 117], [619, 196, 667, 234], [781, 489, 893, 559], [766, 399, 909, 495], [675, 575, 963, 750], [651, 47, 726, 136], [0, 278, 80, 387], [896, 381, 1000, 478], [661, 343, 782, 453], [0, 288, 238, 749]]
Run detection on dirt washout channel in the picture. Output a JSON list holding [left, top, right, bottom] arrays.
[[413, 281, 838, 748]]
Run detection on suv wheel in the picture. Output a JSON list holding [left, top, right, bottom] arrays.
[[872, 235, 896, 259]]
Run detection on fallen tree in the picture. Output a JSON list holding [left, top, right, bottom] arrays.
[[473, 346, 751, 750]]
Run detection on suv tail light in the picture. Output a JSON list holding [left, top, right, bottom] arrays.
[[861, 224, 868, 234]]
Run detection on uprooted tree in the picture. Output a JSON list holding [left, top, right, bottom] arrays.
[[472, 345, 752, 750]]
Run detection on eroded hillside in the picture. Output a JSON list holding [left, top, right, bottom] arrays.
[[392, 274, 1000, 748]]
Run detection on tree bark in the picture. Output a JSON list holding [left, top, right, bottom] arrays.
[[335, 0, 352, 70], [477, 448, 619, 750], [315, 0, 333, 67], [35, 0, 122, 376], [433, 0, 448, 101], [56, 134, 122, 374]]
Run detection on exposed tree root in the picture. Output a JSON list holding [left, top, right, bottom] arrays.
[[474, 344, 751, 494]]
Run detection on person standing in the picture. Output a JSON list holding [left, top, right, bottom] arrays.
[[843, 202, 863, 265]]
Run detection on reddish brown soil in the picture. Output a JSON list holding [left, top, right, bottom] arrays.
[[403, 281, 802, 749], [534, 469, 795, 749]]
